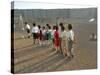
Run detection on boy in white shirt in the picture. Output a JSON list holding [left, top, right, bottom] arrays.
[[34, 24, 39, 44], [31, 23, 36, 44], [67, 24, 76, 58]]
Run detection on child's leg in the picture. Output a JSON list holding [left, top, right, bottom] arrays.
[[59, 38, 62, 53], [42, 35, 45, 46], [55, 46, 57, 52], [63, 47, 68, 57], [57, 46, 60, 54], [71, 45, 74, 55], [52, 38, 54, 49], [54, 44, 59, 53], [39, 39, 41, 46], [66, 48, 70, 57], [62, 48, 66, 57], [33, 33, 35, 44], [71, 47, 74, 58], [49, 40, 52, 48]]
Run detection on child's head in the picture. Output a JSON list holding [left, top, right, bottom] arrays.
[[55, 26, 58, 31], [25, 22, 27, 25], [42, 26, 45, 30], [46, 24, 49, 26], [59, 22, 63, 27], [68, 24, 72, 30], [33, 23, 36, 27]]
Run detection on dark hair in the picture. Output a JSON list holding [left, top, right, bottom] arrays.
[[33, 23, 36, 26], [48, 26, 51, 29], [53, 26, 56, 30], [25, 22, 27, 24], [46, 24, 49, 26], [55, 26, 58, 31], [38, 25, 41, 29], [68, 24, 72, 30], [59, 22, 63, 27], [42, 26, 45, 29], [61, 26, 65, 31]]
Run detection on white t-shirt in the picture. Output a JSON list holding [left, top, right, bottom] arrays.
[[34, 26, 39, 33], [26, 24, 31, 30], [31, 27, 35, 33], [67, 30, 75, 41]]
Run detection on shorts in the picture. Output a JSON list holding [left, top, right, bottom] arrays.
[[32, 33, 37, 39], [46, 33, 49, 40], [54, 39, 60, 47], [68, 41, 73, 51]]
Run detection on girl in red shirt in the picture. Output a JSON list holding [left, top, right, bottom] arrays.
[[54, 26, 60, 53]]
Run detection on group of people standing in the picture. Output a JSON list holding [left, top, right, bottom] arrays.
[[25, 22, 76, 59]]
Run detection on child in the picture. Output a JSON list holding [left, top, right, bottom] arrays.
[[51, 26, 56, 49], [42, 26, 46, 46], [48, 26, 52, 47], [31, 23, 36, 44], [45, 24, 50, 45], [34, 24, 39, 44], [54, 26, 60, 53], [61, 26, 68, 57], [59, 23, 64, 53], [38, 25, 42, 46], [67, 24, 76, 58]]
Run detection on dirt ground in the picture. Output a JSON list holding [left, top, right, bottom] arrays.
[[13, 22, 97, 73]]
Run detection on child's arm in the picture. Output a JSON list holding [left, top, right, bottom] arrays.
[[73, 35, 77, 44]]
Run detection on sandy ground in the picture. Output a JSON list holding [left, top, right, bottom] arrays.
[[12, 23, 97, 73]]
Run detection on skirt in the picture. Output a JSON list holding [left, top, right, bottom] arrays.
[[54, 39, 60, 47]]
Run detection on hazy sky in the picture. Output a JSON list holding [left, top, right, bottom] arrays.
[[12, 1, 97, 9]]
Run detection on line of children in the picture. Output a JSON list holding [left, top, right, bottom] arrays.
[[31, 22, 76, 59], [61, 26, 68, 57]]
